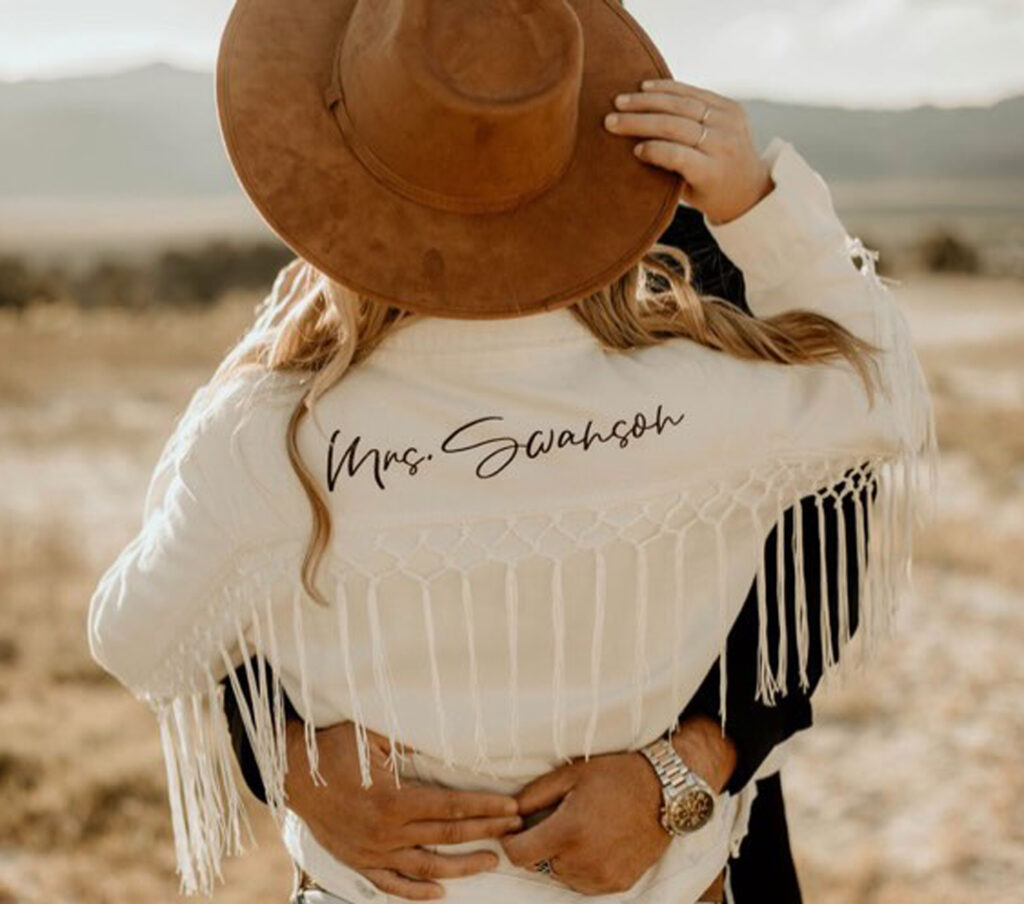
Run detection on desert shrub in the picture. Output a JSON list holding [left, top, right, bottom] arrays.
[[154, 239, 292, 306], [0, 255, 56, 311], [5, 238, 296, 309], [74, 259, 149, 310], [918, 229, 981, 274]]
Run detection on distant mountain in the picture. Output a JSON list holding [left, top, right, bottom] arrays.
[[0, 64, 235, 198], [743, 94, 1024, 181], [1, 63, 1022, 199]]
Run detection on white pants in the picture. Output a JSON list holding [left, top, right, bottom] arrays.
[[289, 873, 730, 904]]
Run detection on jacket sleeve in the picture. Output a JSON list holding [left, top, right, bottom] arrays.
[[661, 203, 871, 793], [703, 137, 935, 467], [86, 375, 282, 896], [88, 388, 246, 698], [685, 138, 935, 759]]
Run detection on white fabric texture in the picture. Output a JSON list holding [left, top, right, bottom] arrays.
[[87, 137, 937, 903]]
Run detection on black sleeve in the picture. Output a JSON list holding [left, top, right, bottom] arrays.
[[681, 481, 872, 794], [221, 665, 300, 805], [660, 204, 870, 794]]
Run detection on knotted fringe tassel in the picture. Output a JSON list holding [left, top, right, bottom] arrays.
[[460, 569, 491, 771], [290, 587, 325, 786], [773, 488, 788, 698], [419, 576, 454, 769], [670, 525, 693, 719], [505, 561, 522, 764], [748, 507, 776, 705], [582, 547, 607, 760], [814, 493, 837, 684], [791, 498, 811, 692], [551, 557, 569, 762], [630, 544, 652, 744], [155, 677, 254, 897], [335, 576, 372, 788], [714, 521, 730, 732], [366, 574, 405, 784]]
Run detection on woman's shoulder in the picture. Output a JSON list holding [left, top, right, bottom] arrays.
[[144, 365, 309, 532], [166, 366, 297, 458]]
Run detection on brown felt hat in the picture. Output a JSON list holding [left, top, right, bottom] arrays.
[[216, 0, 683, 319]]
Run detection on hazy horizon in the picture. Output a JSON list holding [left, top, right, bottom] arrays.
[[2, 58, 1021, 114], [2, 0, 1023, 110]]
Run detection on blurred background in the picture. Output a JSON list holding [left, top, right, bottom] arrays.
[[1, 2, 1022, 903]]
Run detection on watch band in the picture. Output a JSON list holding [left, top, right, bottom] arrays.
[[639, 736, 717, 835], [640, 737, 695, 798]]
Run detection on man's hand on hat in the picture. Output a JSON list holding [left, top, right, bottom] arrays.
[[604, 79, 776, 227]]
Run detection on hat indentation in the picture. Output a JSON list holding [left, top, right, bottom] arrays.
[[325, 0, 585, 215]]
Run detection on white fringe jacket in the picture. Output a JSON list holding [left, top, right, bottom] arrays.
[[87, 138, 937, 904]]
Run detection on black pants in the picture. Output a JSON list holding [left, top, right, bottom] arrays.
[[727, 772, 803, 904]]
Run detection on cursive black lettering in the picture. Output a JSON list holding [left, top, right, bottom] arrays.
[[441, 416, 520, 480], [327, 430, 429, 491], [439, 404, 686, 479]]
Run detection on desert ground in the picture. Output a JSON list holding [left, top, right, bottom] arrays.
[[0, 273, 1021, 904]]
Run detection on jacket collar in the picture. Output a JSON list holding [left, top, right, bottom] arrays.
[[373, 305, 599, 355]]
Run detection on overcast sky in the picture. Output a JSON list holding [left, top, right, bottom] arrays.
[[1, 0, 1022, 108]]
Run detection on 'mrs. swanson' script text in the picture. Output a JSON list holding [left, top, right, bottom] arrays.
[[326, 403, 685, 491]]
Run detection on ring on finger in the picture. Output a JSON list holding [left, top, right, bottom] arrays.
[[534, 858, 556, 876], [694, 123, 710, 150], [699, 102, 712, 125]]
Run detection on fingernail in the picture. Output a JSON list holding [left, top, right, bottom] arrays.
[[605, 113, 619, 127], [615, 94, 630, 108], [634, 143, 646, 157], [642, 80, 655, 90], [505, 816, 524, 831]]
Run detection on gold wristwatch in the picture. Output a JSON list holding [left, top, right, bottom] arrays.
[[638, 736, 717, 835]]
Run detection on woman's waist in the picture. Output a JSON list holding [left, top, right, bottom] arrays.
[[283, 783, 748, 904]]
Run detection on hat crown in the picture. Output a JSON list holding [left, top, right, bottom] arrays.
[[328, 0, 585, 213]]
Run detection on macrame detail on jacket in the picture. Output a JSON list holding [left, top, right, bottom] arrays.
[[147, 454, 934, 894]]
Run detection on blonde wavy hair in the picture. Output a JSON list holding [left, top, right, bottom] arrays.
[[208, 244, 879, 606]]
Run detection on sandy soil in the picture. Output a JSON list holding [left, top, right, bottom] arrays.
[[0, 274, 1021, 904]]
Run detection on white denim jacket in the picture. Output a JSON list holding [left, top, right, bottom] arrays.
[[87, 137, 936, 904]]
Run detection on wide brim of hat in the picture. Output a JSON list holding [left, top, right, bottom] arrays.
[[217, 0, 684, 319]]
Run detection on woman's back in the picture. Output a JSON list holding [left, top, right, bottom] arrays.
[[87, 139, 935, 903]]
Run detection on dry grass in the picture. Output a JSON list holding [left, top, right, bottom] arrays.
[[0, 274, 1021, 904]]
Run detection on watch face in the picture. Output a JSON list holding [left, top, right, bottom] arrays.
[[666, 788, 715, 833]]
